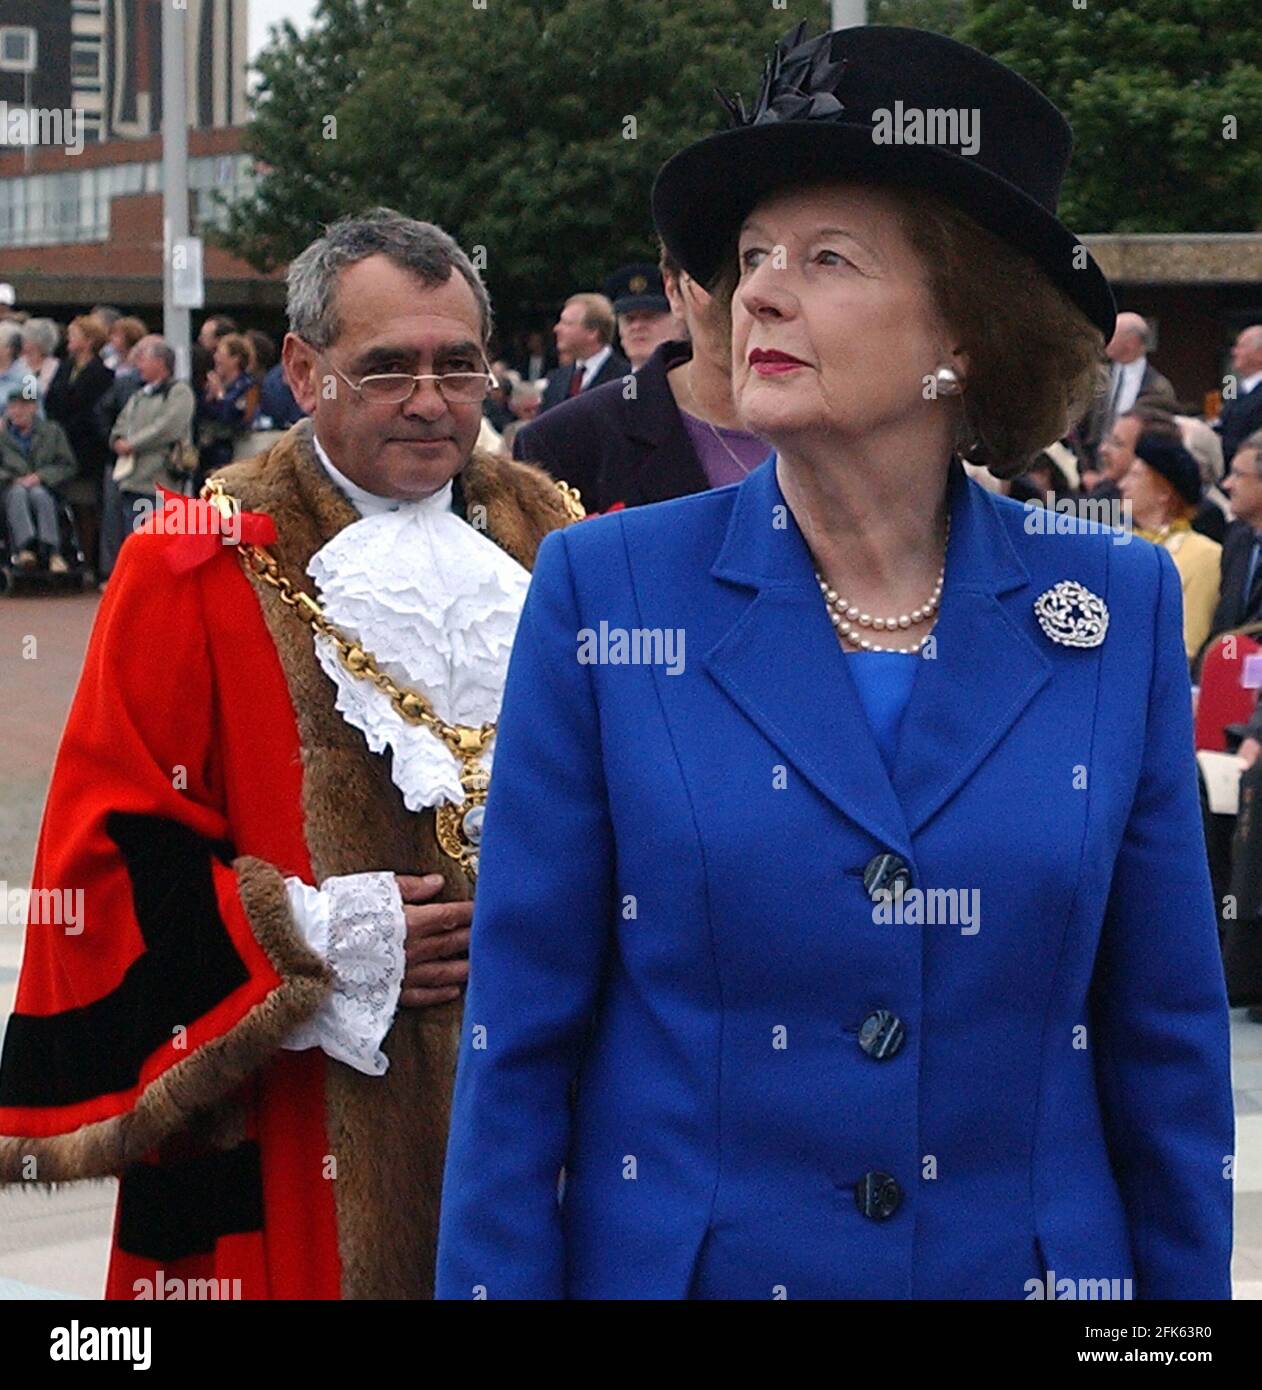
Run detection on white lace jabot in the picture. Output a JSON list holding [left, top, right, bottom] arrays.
[[307, 480, 531, 810]]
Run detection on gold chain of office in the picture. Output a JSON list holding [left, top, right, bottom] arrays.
[[201, 474, 586, 881]]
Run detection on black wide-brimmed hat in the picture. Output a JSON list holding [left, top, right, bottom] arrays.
[[652, 23, 1116, 339], [1134, 433, 1203, 507]]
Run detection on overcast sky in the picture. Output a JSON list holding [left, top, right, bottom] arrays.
[[249, 0, 320, 60]]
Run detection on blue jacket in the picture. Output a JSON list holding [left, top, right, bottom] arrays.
[[436, 458, 1234, 1300]]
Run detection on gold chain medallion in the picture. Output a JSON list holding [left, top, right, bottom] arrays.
[[203, 477, 494, 882]]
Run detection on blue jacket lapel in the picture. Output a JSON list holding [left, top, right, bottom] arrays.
[[703, 458, 1051, 849], [891, 464, 1051, 833], [704, 460, 912, 856]]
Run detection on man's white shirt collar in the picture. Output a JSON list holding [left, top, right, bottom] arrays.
[[1114, 356, 1147, 415], [575, 344, 613, 384], [1241, 371, 1262, 396], [312, 433, 452, 517]]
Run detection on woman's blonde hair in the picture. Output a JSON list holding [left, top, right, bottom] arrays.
[[217, 332, 257, 375], [70, 313, 109, 353], [707, 182, 1108, 477]]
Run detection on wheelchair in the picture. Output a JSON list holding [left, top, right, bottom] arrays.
[[0, 485, 89, 595]]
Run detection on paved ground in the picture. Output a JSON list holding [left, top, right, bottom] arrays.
[[0, 589, 1259, 1299]]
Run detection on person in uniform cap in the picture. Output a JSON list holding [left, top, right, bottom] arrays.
[[438, 23, 1232, 1300], [604, 262, 682, 371], [513, 247, 769, 511]]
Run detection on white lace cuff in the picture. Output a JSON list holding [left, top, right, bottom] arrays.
[[280, 871, 407, 1076]]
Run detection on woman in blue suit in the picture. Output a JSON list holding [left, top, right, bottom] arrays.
[[436, 24, 1234, 1299]]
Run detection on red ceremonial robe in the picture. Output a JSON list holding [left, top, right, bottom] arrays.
[[0, 422, 571, 1297]]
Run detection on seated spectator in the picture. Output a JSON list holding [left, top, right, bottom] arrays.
[[1119, 433, 1221, 663], [1200, 431, 1262, 672], [1091, 402, 1181, 502], [0, 378, 77, 572], [102, 336, 195, 581], [1177, 414, 1229, 543], [20, 318, 61, 398], [1006, 440, 1081, 508], [196, 331, 258, 482]]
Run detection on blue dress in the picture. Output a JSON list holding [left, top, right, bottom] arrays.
[[844, 651, 919, 771]]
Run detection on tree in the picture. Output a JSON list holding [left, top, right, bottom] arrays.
[[958, 0, 1262, 232], [221, 0, 832, 327], [222, 0, 1262, 327]]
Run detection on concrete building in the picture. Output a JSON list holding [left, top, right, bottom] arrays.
[[0, 0, 248, 146], [0, 0, 282, 333]]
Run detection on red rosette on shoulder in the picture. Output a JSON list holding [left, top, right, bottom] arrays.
[[152, 487, 278, 573]]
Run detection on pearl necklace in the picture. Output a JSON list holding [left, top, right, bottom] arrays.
[[815, 517, 950, 654]]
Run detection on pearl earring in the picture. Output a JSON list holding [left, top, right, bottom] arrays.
[[934, 365, 963, 396]]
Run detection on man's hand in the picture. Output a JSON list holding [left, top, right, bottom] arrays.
[[396, 872, 471, 1008], [17, 472, 38, 487], [1240, 737, 1261, 769], [113, 438, 133, 455]]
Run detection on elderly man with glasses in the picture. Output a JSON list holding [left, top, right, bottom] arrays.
[[0, 209, 579, 1301]]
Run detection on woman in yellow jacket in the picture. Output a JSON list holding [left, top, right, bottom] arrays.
[[1120, 432, 1222, 664]]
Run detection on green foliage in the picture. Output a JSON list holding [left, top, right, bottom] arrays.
[[221, 0, 831, 324], [959, 0, 1262, 232], [221, 0, 1262, 328]]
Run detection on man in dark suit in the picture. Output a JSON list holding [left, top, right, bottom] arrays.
[[1199, 432, 1262, 673], [1080, 311, 1178, 470], [513, 252, 769, 513], [538, 293, 630, 413], [1217, 325, 1262, 468]]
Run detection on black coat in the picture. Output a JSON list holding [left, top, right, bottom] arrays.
[[538, 350, 631, 414], [1218, 381, 1262, 469], [1202, 519, 1262, 662], [513, 340, 709, 513], [44, 354, 114, 494]]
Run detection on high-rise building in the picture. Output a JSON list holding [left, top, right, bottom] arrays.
[[0, 0, 249, 144], [0, 0, 273, 327]]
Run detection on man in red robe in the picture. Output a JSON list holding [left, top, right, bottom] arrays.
[[0, 210, 577, 1298]]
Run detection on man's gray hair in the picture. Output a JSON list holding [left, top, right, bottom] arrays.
[[21, 317, 60, 355], [139, 335, 176, 374], [1240, 429, 1262, 464], [287, 208, 492, 350]]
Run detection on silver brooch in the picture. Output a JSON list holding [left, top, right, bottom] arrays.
[[1034, 580, 1109, 649]]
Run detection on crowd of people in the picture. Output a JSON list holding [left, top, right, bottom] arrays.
[[0, 20, 1249, 1304], [0, 304, 305, 586]]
